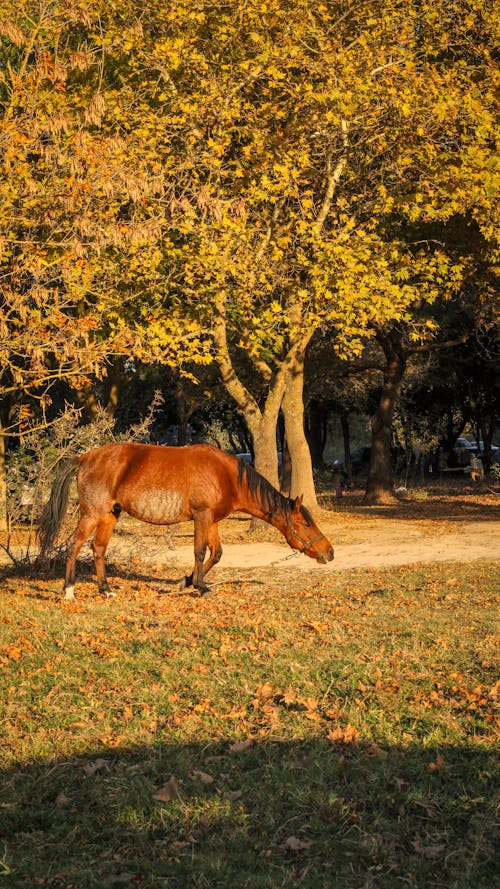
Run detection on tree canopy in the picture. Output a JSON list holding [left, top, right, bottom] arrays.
[[0, 0, 498, 505]]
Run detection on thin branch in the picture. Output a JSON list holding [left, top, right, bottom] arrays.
[[407, 333, 470, 355], [212, 293, 262, 423], [314, 119, 348, 235], [255, 197, 286, 263], [239, 327, 274, 382]]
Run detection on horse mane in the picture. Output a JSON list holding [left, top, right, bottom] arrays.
[[236, 458, 315, 528], [237, 459, 290, 519]]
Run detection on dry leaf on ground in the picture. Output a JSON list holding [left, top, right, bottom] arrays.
[[283, 835, 312, 851], [153, 775, 181, 802], [83, 758, 110, 776], [190, 769, 215, 784], [229, 738, 255, 753]]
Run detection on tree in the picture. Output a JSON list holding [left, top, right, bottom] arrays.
[[1, 0, 498, 521], [149, 0, 498, 507], [0, 0, 211, 526]]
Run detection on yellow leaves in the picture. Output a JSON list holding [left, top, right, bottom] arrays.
[[0, 0, 496, 408], [426, 753, 445, 773], [0, 22, 25, 47], [327, 724, 360, 745]]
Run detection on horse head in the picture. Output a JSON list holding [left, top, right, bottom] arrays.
[[286, 496, 334, 563]]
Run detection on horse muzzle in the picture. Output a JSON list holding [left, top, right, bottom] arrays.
[[317, 546, 334, 564]]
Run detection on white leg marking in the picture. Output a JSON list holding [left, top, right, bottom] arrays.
[[63, 585, 75, 601]]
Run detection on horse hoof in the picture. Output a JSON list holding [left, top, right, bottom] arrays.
[[179, 574, 193, 590]]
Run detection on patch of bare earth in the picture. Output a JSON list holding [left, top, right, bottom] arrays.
[[63, 486, 500, 585], [1, 484, 498, 589]]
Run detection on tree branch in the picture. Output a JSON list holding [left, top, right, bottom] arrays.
[[255, 197, 286, 263], [407, 333, 470, 355], [314, 119, 349, 234], [212, 293, 262, 423]]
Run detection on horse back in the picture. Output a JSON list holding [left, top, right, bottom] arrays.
[[76, 442, 239, 523]]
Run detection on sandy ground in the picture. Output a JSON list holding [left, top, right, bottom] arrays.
[[2, 505, 498, 579], [166, 520, 499, 573], [102, 513, 499, 580]]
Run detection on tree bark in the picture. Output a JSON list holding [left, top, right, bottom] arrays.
[[281, 345, 318, 511], [103, 358, 130, 419], [76, 380, 100, 421], [306, 400, 327, 470], [0, 422, 6, 532], [212, 292, 283, 488], [364, 329, 406, 505], [340, 412, 353, 483]]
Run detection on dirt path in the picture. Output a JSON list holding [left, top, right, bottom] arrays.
[[168, 521, 499, 573], [2, 508, 498, 577], [104, 515, 499, 578]]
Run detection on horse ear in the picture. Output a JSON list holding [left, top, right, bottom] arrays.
[[293, 495, 304, 511]]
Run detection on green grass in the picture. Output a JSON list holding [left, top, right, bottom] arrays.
[[0, 560, 498, 888]]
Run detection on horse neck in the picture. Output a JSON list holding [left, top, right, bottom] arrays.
[[236, 484, 290, 536]]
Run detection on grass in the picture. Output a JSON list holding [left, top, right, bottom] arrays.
[[0, 558, 499, 888]]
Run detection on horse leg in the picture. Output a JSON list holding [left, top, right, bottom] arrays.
[[201, 523, 222, 581], [92, 512, 118, 597], [64, 514, 98, 600], [181, 522, 222, 592]]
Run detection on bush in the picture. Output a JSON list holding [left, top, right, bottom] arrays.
[[2, 394, 162, 569]]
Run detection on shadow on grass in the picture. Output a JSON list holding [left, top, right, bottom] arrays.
[[0, 559, 188, 596], [1, 738, 497, 888], [321, 491, 500, 522]]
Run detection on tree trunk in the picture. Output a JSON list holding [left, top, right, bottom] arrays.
[[479, 420, 495, 472], [340, 412, 353, 483], [280, 435, 292, 496], [103, 358, 130, 419], [281, 347, 318, 511], [76, 380, 100, 421], [0, 423, 6, 532], [364, 330, 406, 505], [306, 400, 327, 470], [251, 416, 281, 488], [212, 292, 284, 488]]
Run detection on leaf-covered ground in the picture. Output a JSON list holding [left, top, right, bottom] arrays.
[[1, 491, 499, 887]]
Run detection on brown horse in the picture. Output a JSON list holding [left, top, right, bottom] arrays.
[[39, 442, 334, 599]]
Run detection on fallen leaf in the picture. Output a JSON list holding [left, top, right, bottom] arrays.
[[327, 724, 359, 745], [190, 770, 215, 784], [55, 792, 71, 808], [426, 753, 445, 773], [229, 738, 255, 753], [283, 835, 312, 851], [412, 840, 446, 859], [255, 682, 275, 699], [83, 758, 110, 776], [153, 775, 181, 802], [222, 789, 242, 802]]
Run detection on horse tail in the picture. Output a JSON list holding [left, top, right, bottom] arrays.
[[38, 457, 79, 557]]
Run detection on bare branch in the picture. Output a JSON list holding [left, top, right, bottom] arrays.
[[408, 333, 470, 355], [314, 119, 349, 235], [255, 197, 286, 263]]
